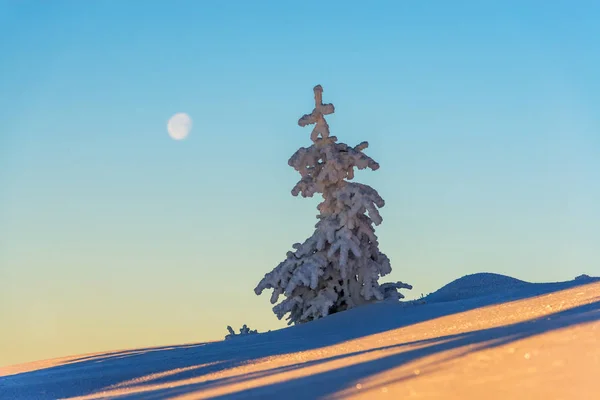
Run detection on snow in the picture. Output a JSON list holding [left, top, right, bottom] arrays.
[[255, 85, 411, 325], [425, 272, 600, 305], [2, 273, 598, 399], [424, 272, 529, 303], [224, 325, 258, 340]]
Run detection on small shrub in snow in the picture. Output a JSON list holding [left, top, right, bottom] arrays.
[[225, 324, 258, 340], [255, 85, 412, 325]]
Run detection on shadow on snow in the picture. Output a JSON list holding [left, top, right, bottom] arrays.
[[1, 277, 598, 400]]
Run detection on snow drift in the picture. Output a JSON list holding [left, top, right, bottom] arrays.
[[1, 273, 598, 400]]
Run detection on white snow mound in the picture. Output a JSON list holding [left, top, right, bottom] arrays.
[[425, 272, 529, 303]]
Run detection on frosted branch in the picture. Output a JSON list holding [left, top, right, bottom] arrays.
[[255, 85, 411, 325]]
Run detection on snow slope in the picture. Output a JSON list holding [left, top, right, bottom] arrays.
[[424, 272, 598, 304], [1, 273, 599, 399]]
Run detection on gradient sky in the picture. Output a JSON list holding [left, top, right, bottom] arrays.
[[1, 1, 599, 367]]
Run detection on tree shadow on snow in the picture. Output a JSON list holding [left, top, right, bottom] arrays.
[[112, 298, 600, 400], [1, 280, 598, 400]]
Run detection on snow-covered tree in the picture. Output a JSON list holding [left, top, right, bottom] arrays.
[[225, 324, 258, 340], [255, 85, 412, 325]]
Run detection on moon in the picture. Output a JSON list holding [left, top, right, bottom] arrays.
[[167, 113, 192, 140]]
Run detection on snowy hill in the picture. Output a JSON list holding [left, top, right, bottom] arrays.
[[423, 272, 529, 303], [424, 272, 600, 304], [1, 273, 599, 399]]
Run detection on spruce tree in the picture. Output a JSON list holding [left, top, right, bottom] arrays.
[[255, 85, 411, 325]]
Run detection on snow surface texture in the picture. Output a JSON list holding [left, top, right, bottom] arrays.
[[2, 273, 598, 399], [255, 85, 411, 325]]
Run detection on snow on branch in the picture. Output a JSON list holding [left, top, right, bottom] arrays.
[[256, 85, 411, 325], [224, 324, 258, 340]]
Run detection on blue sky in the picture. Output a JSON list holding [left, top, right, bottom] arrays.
[[1, 0, 599, 366]]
